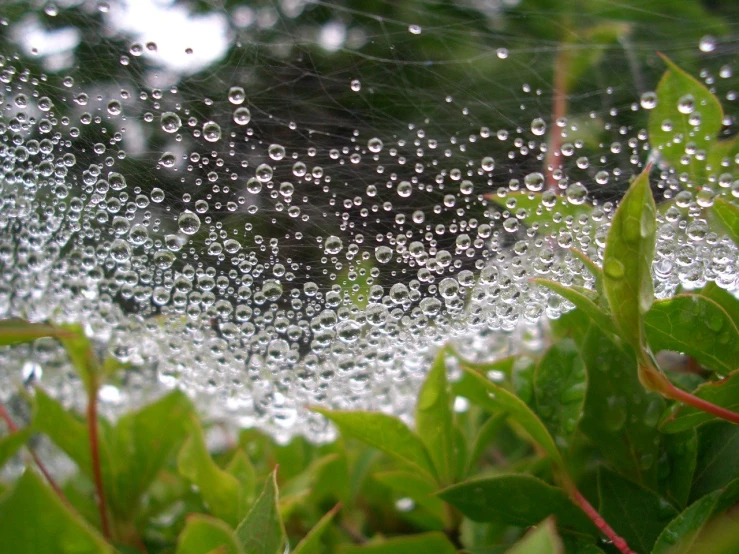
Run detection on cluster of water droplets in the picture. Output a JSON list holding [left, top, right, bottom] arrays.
[[0, 41, 736, 441]]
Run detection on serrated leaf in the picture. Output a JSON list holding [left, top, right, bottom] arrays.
[[235, 468, 285, 554], [415, 348, 456, 485], [455, 366, 564, 469], [645, 294, 739, 373], [0, 470, 114, 554], [338, 532, 456, 554], [712, 198, 739, 245], [660, 371, 739, 433], [293, 503, 341, 554], [660, 430, 698, 508], [652, 479, 739, 554], [438, 474, 594, 534], [505, 518, 563, 554], [311, 408, 437, 482], [0, 427, 31, 467], [602, 165, 657, 353], [579, 325, 664, 488], [699, 283, 739, 330], [176, 514, 243, 554], [533, 279, 617, 338], [374, 471, 446, 522], [597, 467, 678, 554], [533, 339, 587, 448], [178, 416, 245, 527], [648, 55, 723, 181], [0, 319, 76, 346], [690, 422, 739, 500]]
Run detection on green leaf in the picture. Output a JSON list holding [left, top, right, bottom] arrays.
[[438, 474, 594, 534], [660, 371, 739, 433], [533, 338, 587, 448], [0, 427, 31, 467], [597, 467, 678, 554], [0, 470, 113, 554], [648, 55, 723, 181], [178, 416, 245, 527], [505, 518, 563, 554], [602, 165, 657, 353], [570, 247, 604, 298], [579, 325, 664, 488], [235, 468, 285, 554], [645, 294, 739, 374], [292, 503, 341, 554], [455, 366, 564, 469], [699, 283, 739, 330], [467, 413, 507, 474], [176, 514, 243, 554], [57, 323, 100, 393], [0, 319, 76, 346], [533, 279, 617, 337], [712, 198, 739, 245], [373, 471, 446, 522], [227, 450, 256, 505], [415, 348, 456, 485], [311, 408, 437, 482], [660, 430, 698, 508], [338, 532, 456, 554], [486, 191, 592, 235], [690, 421, 739, 500], [652, 479, 739, 554]]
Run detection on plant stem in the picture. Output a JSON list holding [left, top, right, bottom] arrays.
[[0, 403, 70, 505], [545, 43, 570, 190], [663, 381, 739, 424], [87, 379, 111, 539], [571, 488, 634, 554]]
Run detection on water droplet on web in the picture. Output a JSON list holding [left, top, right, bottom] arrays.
[[408, 24, 422, 35], [178, 211, 201, 235], [699, 35, 716, 52], [324, 235, 343, 255], [161, 112, 181, 133], [368, 137, 383, 153], [375, 245, 393, 263], [228, 86, 245, 105], [203, 121, 222, 142], [677, 94, 695, 115], [350, 79, 361, 91], [233, 107, 251, 125], [524, 172, 544, 192], [531, 117, 546, 136], [640, 91, 657, 110], [565, 182, 588, 205]]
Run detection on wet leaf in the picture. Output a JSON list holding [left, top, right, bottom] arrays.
[[311, 408, 437, 482], [533, 338, 587, 448], [698, 282, 739, 330], [416, 348, 456, 485], [690, 421, 739, 500], [438, 474, 594, 534], [176, 514, 243, 554], [0, 470, 114, 554], [235, 468, 285, 554], [0, 427, 31, 468], [570, 247, 604, 298], [338, 532, 456, 554], [227, 450, 256, 506], [505, 518, 562, 554], [533, 279, 617, 338], [602, 164, 657, 353], [467, 413, 507, 474], [57, 323, 100, 394], [178, 416, 246, 527], [373, 471, 446, 522], [0, 319, 76, 346], [660, 430, 698, 508], [711, 197, 739, 245], [292, 503, 341, 554], [660, 371, 739, 433], [645, 294, 739, 374], [597, 467, 678, 554]]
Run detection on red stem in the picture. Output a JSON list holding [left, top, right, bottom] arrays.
[[0, 403, 70, 505], [546, 44, 569, 190], [87, 383, 111, 539], [664, 381, 739, 424], [571, 488, 634, 554]]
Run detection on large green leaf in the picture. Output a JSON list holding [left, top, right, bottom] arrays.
[[0, 319, 75, 346], [533, 338, 587, 448], [660, 430, 698, 509], [438, 474, 595, 534], [227, 450, 257, 506], [455, 366, 564, 469], [373, 471, 446, 522], [292, 503, 341, 554], [178, 416, 246, 527], [311, 408, 437, 482], [699, 283, 739, 330], [533, 279, 617, 337], [712, 198, 739, 245], [505, 518, 563, 554], [176, 514, 243, 554], [0, 470, 114, 554], [597, 468, 678, 554], [467, 413, 507, 474], [235, 468, 285, 554], [645, 294, 739, 374], [660, 371, 739, 433], [648, 55, 723, 182], [0, 427, 31, 468], [690, 422, 739, 500], [602, 165, 656, 353], [338, 532, 456, 554], [579, 325, 664, 488], [415, 349, 456, 486], [652, 479, 739, 554]]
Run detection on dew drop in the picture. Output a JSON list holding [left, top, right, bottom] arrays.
[[178, 211, 201, 235]]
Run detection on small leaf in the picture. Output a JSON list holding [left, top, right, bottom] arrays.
[[0, 427, 32, 468], [227, 450, 256, 505], [533, 338, 587, 448], [338, 532, 456, 554], [570, 247, 604, 298], [0, 470, 114, 554], [533, 279, 617, 337], [235, 468, 285, 554], [178, 416, 245, 527], [597, 467, 678, 554], [57, 323, 100, 393], [438, 474, 594, 534], [645, 294, 739, 374], [293, 503, 341, 554], [415, 348, 456, 485], [467, 413, 507, 474], [176, 514, 243, 554], [602, 164, 657, 353], [311, 408, 437, 482], [456, 367, 563, 469], [0, 319, 76, 346], [505, 518, 563, 554], [660, 371, 739, 433], [373, 471, 446, 522], [712, 197, 739, 245]]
